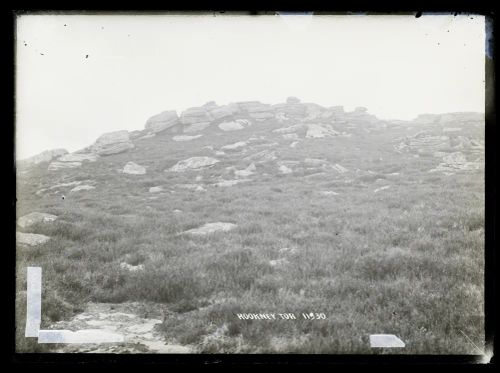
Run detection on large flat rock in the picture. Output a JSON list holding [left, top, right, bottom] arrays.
[[17, 232, 50, 246]]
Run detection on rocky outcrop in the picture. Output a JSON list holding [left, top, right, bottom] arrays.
[[172, 135, 203, 141], [219, 119, 251, 131], [17, 212, 57, 228], [122, 162, 146, 175], [273, 100, 307, 118], [179, 107, 213, 133], [168, 157, 219, 172], [305, 124, 340, 138], [19, 149, 68, 166], [346, 107, 378, 123], [48, 161, 84, 171], [286, 96, 301, 105], [92, 131, 134, 156], [320, 106, 345, 119], [208, 104, 239, 120], [47, 152, 99, 171], [303, 103, 325, 120], [145, 111, 179, 134], [237, 101, 274, 120], [180, 107, 212, 125], [58, 153, 99, 162]]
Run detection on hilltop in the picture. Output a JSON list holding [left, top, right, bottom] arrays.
[[16, 97, 485, 354]]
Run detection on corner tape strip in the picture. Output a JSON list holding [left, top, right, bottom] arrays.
[[25, 267, 42, 337], [369, 334, 405, 348], [38, 329, 125, 344]]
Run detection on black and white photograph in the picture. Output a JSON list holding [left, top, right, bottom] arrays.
[[14, 12, 490, 359]]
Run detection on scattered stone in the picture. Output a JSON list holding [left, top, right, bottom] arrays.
[[70, 185, 95, 192], [123, 162, 146, 175], [172, 134, 203, 141], [279, 164, 293, 174], [145, 110, 179, 134], [319, 191, 339, 196], [120, 262, 145, 272], [18, 212, 57, 228], [221, 141, 247, 150], [282, 133, 299, 140], [182, 222, 237, 235], [169, 157, 219, 172], [214, 179, 251, 187], [273, 124, 303, 134], [290, 141, 299, 148], [429, 152, 483, 173], [443, 127, 462, 132], [92, 131, 135, 156], [395, 133, 450, 154], [374, 185, 391, 193], [269, 258, 289, 267], [176, 184, 206, 192], [304, 158, 327, 167], [234, 163, 256, 177], [243, 150, 277, 163], [17, 232, 50, 246], [149, 186, 163, 193], [332, 164, 348, 174], [173, 209, 182, 213], [215, 151, 226, 156]]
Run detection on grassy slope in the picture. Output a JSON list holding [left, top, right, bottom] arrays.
[[16, 116, 485, 354]]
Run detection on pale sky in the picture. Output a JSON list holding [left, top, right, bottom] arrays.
[[15, 13, 485, 159]]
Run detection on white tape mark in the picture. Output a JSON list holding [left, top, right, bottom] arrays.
[[370, 334, 405, 348], [38, 329, 125, 344], [25, 267, 42, 337]]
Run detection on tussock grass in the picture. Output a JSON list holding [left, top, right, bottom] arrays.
[[15, 118, 485, 354]]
